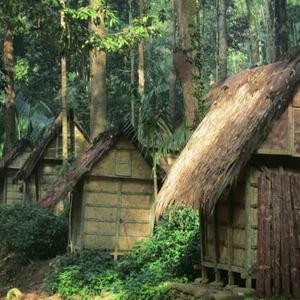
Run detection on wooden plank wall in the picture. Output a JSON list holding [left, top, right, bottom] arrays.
[[256, 171, 300, 298], [201, 167, 300, 297], [201, 172, 249, 281]]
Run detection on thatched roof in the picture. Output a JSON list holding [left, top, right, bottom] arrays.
[[13, 112, 90, 181], [0, 139, 32, 172], [156, 47, 300, 217], [38, 126, 166, 209]]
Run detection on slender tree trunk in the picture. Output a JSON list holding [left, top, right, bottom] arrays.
[[245, 0, 259, 65], [169, 0, 177, 127], [265, 0, 276, 63], [173, 0, 198, 127], [129, 0, 135, 127], [138, 0, 145, 139], [216, 0, 227, 83], [274, 0, 288, 58], [90, 0, 107, 138], [3, 22, 16, 155], [60, 0, 68, 162]]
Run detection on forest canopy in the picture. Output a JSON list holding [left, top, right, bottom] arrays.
[[0, 0, 299, 157]]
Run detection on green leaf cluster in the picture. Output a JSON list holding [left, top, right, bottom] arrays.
[[45, 206, 201, 299], [0, 203, 68, 262]]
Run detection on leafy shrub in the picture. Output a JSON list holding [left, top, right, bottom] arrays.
[[0, 203, 68, 261], [45, 206, 200, 299]]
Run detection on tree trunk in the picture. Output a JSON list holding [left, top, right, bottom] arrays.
[[129, 0, 135, 127], [245, 0, 259, 65], [169, 0, 177, 127], [216, 0, 227, 83], [90, 0, 107, 139], [60, 0, 68, 162], [3, 22, 16, 155], [138, 0, 145, 139], [275, 0, 288, 58], [173, 0, 198, 127], [265, 0, 276, 63]]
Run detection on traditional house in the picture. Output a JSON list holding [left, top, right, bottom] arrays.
[[0, 139, 32, 205], [13, 112, 90, 205], [38, 126, 166, 259], [156, 48, 300, 298]]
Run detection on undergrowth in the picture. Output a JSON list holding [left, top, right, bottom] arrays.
[[45, 206, 201, 300], [0, 203, 68, 262]]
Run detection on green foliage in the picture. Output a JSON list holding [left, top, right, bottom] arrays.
[[45, 206, 200, 299], [0, 203, 68, 262]]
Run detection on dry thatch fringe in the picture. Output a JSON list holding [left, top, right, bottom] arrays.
[[38, 127, 122, 209], [156, 47, 300, 218]]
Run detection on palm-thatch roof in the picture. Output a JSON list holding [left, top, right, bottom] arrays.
[[0, 139, 32, 172], [156, 47, 300, 217], [13, 112, 90, 182], [38, 126, 166, 209]]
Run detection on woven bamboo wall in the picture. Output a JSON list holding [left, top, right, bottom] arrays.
[[1, 147, 31, 205], [71, 136, 155, 258]]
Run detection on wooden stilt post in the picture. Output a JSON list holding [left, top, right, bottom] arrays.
[[213, 205, 221, 282], [227, 190, 234, 285], [245, 168, 253, 288]]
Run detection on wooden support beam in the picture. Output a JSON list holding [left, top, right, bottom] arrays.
[[200, 212, 208, 279], [281, 173, 291, 297], [213, 205, 221, 282], [264, 173, 271, 297], [227, 190, 234, 285], [256, 173, 265, 297], [245, 168, 253, 288], [272, 172, 281, 296]]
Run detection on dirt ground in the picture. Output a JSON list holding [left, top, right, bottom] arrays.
[[0, 256, 62, 300]]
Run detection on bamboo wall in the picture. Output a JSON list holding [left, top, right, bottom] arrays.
[[1, 146, 32, 205], [70, 136, 155, 259]]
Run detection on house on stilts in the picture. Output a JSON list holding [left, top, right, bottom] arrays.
[[0, 139, 33, 205], [13, 111, 90, 206], [156, 47, 300, 298], [38, 126, 166, 259]]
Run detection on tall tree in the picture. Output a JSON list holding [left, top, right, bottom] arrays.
[[169, 0, 177, 126], [274, 0, 288, 58], [265, 0, 276, 63], [216, 0, 227, 83], [60, 0, 68, 161], [2, 4, 16, 155], [138, 0, 145, 139], [128, 0, 135, 127], [173, 0, 199, 127], [245, 0, 259, 65], [90, 0, 107, 139]]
